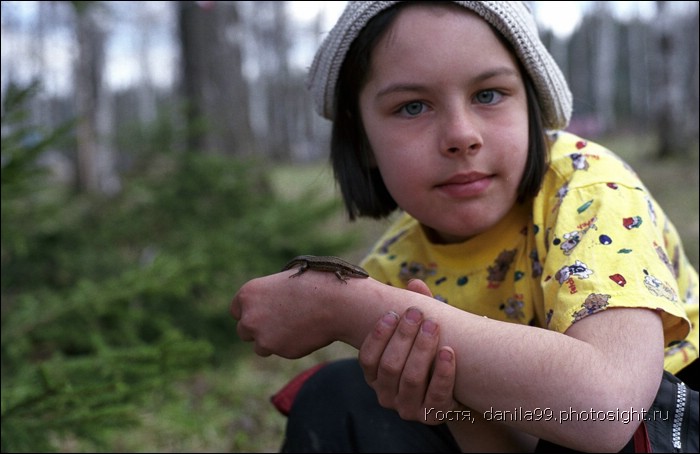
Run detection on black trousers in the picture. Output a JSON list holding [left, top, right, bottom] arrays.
[[281, 358, 698, 453], [281, 358, 462, 453]]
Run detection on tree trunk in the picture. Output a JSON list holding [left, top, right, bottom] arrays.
[[627, 18, 649, 130], [177, 1, 256, 155], [593, 2, 616, 134], [73, 1, 105, 192], [653, 1, 687, 159]]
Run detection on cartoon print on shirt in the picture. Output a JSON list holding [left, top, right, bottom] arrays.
[[554, 231, 582, 256], [654, 241, 676, 278], [672, 244, 681, 278], [555, 260, 594, 296], [545, 309, 554, 327], [646, 196, 657, 226], [572, 293, 611, 322], [609, 273, 627, 287], [487, 249, 517, 288], [378, 229, 409, 254], [577, 199, 593, 214], [399, 261, 437, 282], [551, 182, 569, 214], [529, 251, 543, 278], [553, 220, 597, 256], [555, 260, 594, 284], [643, 269, 678, 303], [569, 153, 590, 171], [683, 284, 694, 305], [499, 295, 525, 322], [623, 216, 643, 230], [664, 340, 698, 364]]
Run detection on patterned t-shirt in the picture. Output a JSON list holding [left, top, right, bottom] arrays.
[[361, 132, 698, 374]]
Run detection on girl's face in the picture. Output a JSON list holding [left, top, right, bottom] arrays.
[[359, 4, 529, 243]]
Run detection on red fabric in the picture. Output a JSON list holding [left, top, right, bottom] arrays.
[[270, 363, 327, 416], [633, 422, 652, 453]]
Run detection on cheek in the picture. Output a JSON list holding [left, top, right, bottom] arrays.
[[504, 145, 528, 191], [373, 150, 418, 192], [498, 118, 529, 179], [363, 121, 415, 181], [369, 142, 427, 205]]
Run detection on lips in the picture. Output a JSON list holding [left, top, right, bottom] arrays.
[[436, 172, 492, 198]]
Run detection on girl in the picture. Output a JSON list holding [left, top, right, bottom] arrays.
[[231, 2, 698, 452]]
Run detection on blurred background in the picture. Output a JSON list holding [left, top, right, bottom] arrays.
[[1, 1, 698, 452]]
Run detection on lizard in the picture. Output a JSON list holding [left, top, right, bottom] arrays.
[[282, 255, 369, 283]]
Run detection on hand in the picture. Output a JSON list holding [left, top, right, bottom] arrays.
[[230, 270, 338, 358], [358, 279, 458, 425]]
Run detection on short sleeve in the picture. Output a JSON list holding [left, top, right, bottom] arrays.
[[534, 136, 692, 347]]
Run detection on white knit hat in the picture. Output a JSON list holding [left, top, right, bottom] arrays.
[[307, 1, 573, 131]]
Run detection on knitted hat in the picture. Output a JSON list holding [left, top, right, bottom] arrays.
[[307, 1, 573, 131]]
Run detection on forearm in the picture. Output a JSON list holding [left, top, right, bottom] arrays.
[[440, 313, 649, 450], [329, 276, 664, 451], [234, 269, 663, 450]]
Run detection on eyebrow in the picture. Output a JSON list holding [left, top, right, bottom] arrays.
[[375, 67, 520, 99]]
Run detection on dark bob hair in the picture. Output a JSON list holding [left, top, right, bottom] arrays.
[[330, 3, 550, 221]]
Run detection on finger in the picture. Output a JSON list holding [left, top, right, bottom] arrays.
[[358, 311, 400, 383], [422, 346, 457, 425], [406, 279, 433, 298], [374, 307, 424, 402], [395, 318, 440, 416]]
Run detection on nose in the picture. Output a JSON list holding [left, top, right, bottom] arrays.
[[439, 108, 482, 156]]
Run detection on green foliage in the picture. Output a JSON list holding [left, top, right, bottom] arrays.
[[1, 84, 353, 452]]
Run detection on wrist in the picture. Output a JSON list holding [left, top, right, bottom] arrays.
[[284, 268, 371, 347], [332, 277, 404, 349]]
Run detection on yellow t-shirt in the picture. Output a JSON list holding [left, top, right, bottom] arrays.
[[361, 131, 698, 374]]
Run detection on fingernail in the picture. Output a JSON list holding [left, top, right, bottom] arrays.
[[405, 307, 423, 324], [421, 319, 438, 335], [381, 311, 399, 327], [439, 349, 453, 362]]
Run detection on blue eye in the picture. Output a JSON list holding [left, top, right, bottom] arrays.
[[401, 101, 425, 116], [475, 90, 501, 104]]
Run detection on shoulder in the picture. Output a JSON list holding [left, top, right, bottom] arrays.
[[534, 131, 651, 223], [545, 131, 645, 190]]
